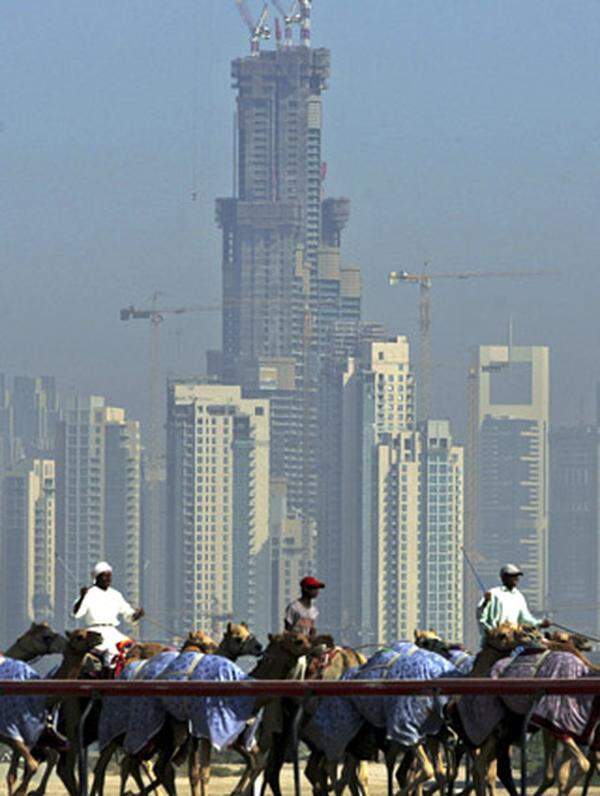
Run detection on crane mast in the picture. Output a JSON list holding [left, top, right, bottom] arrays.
[[271, 0, 301, 45], [388, 267, 555, 422]]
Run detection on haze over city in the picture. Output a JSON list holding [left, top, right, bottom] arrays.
[[3, 1, 600, 434]]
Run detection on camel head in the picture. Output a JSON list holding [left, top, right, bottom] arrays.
[[311, 634, 335, 651], [414, 628, 453, 659], [544, 630, 592, 652], [265, 631, 312, 661], [484, 622, 520, 651], [65, 629, 104, 655], [221, 622, 263, 658], [181, 630, 219, 654], [6, 622, 67, 660]]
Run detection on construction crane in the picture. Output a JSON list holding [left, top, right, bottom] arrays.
[[235, 0, 271, 56], [388, 267, 553, 422], [270, 0, 301, 45]]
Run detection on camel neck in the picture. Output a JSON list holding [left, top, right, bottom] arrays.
[[472, 645, 508, 677]]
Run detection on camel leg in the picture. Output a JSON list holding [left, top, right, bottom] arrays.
[[385, 743, 399, 796], [402, 743, 434, 796], [57, 747, 79, 796], [581, 748, 600, 796], [426, 737, 447, 795], [7, 750, 20, 796], [355, 760, 369, 796], [3, 739, 39, 796], [28, 749, 59, 796], [556, 737, 590, 795], [472, 736, 497, 796], [90, 740, 119, 796], [531, 731, 557, 796], [192, 738, 211, 796], [304, 752, 328, 794]]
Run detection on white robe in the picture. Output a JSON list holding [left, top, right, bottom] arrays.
[[73, 585, 135, 664]]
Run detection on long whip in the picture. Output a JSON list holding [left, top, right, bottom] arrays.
[[461, 546, 486, 592]]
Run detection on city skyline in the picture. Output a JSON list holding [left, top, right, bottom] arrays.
[[3, 1, 598, 439], [2, 2, 599, 650]]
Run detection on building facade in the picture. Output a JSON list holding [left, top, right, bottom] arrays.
[[166, 382, 270, 640], [0, 459, 56, 645], [214, 42, 362, 577], [470, 345, 549, 626], [419, 420, 464, 642], [549, 424, 600, 636], [56, 396, 141, 626]]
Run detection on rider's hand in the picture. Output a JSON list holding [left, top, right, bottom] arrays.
[[483, 591, 492, 603], [132, 608, 145, 622], [540, 618, 551, 629]]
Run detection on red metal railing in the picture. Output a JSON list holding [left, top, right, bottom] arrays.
[[1, 677, 600, 696]]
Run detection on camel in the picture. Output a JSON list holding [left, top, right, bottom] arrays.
[[1, 629, 102, 796], [92, 623, 265, 796], [2, 622, 67, 662], [456, 624, 597, 796], [174, 631, 313, 796], [1, 623, 68, 796]]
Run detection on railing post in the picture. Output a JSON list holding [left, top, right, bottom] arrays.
[[78, 695, 96, 796], [291, 699, 306, 796], [520, 693, 542, 796]]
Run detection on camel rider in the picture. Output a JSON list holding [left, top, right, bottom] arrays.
[[72, 561, 144, 666], [285, 576, 325, 638], [477, 563, 550, 638]]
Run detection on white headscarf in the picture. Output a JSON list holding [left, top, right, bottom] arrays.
[[91, 561, 113, 579]]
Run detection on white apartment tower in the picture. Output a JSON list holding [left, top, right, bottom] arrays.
[[56, 396, 141, 625], [420, 420, 464, 642], [336, 337, 465, 645], [167, 382, 270, 640], [1, 459, 56, 644]]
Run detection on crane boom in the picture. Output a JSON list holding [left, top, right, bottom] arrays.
[[388, 266, 557, 421]]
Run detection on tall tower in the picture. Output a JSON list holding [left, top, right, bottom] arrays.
[[215, 36, 361, 570]]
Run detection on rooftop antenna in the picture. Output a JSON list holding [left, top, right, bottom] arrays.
[[235, 0, 271, 56]]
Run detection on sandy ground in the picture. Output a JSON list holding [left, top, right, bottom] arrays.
[[3, 761, 388, 795]]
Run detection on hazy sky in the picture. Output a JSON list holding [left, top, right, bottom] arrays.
[[3, 1, 600, 437]]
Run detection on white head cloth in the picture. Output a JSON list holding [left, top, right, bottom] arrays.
[[92, 561, 113, 579]]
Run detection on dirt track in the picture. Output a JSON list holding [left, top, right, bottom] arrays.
[[4, 761, 390, 794]]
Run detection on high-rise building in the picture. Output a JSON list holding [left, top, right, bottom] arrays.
[[420, 420, 464, 642], [215, 40, 362, 574], [166, 382, 270, 640], [56, 396, 141, 625], [549, 424, 600, 636], [0, 459, 56, 645], [269, 477, 305, 631], [13, 376, 60, 458], [322, 337, 465, 645], [470, 345, 549, 626], [335, 337, 418, 644]]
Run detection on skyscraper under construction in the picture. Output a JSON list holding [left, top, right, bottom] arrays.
[[214, 8, 361, 569]]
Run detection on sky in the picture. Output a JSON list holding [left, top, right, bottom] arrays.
[[3, 0, 600, 438]]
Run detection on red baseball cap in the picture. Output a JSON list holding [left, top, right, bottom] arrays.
[[300, 576, 325, 590]]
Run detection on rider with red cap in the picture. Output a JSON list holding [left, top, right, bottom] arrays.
[[284, 576, 325, 638]]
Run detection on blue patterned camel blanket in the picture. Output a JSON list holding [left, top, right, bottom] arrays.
[[492, 650, 600, 744], [0, 656, 47, 747], [98, 652, 178, 751], [306, 645, 458, 761], [124, 652, 254, 754]]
